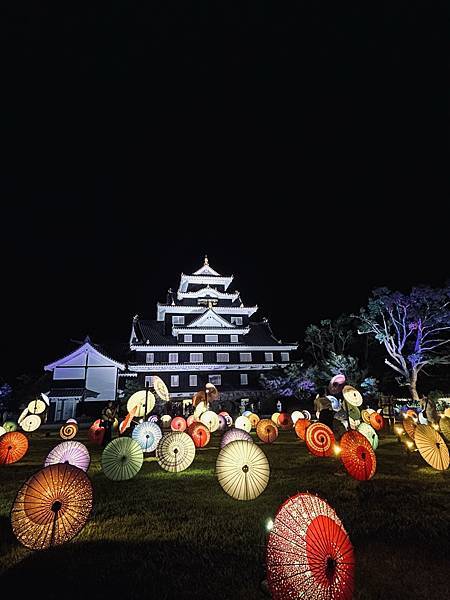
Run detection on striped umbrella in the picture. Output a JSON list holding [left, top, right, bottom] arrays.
[[45, 441, 90, 472], [0, 432, 29, 465], [156, 432, 196, 473], [266, 492, 354, 600], [414, 424, 449, 471], [132, 422, 162, 452], [11, 463, 93, 550], [305, 423, 335, 457], [216, 440, 270, 500], [340, 430, 376, 481], [102, 437, 143, 481], [256, 419, 279, 444], [220, 427, 253, 449]]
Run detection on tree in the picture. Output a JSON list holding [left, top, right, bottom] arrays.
[[304, 316, 355, 363], [260, 364, 316, 400], [357, 286, 450, 401]]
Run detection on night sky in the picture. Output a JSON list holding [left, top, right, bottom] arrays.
[[2, 3, 447, 382]]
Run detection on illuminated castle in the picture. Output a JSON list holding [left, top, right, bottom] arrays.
[[127, 256, 297, 407]]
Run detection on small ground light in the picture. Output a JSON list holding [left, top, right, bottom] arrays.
[[406, 440, 415, 451], [333, 445, 341, 456], [266, 518, 274, 531], [432, 424, 440, 431]]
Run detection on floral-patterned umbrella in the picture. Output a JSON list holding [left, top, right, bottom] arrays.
[[11, 463, 93, 550], [266, 492, 354, 600]]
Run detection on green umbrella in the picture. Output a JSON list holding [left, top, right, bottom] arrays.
[[101, 437, 143, 481], [357, 422, 379, 450], [3, 421, 17, 433], [343, 401, 361, 424]]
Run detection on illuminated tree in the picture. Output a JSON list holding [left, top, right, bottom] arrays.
[[357, 286, 450, 401], [261, 364, 316, 399]]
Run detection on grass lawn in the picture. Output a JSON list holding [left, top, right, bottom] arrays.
[[1, 428, 449, 599]]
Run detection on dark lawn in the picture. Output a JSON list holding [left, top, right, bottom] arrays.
[[1, 429, 449, 599]]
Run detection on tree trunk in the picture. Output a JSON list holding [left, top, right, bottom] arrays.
[[409, 370, 420, 402]]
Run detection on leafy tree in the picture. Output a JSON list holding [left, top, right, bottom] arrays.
[[260, 364, 316, 400], [357, 286, 450, 401], [304, 316, 355, 363]]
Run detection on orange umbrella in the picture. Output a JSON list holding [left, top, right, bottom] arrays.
[[256, 419, 278, 444], [406, 409, 417, 418], [11, 463, 93, 550], [119, 405, 138, 434], [340, 430, 376, 480], [266, 492, 355, 600], [277, 413, 293, 430], [414, 424, 449, 471], [369, 412, 384, 431], [248, 413, 260, 429], [294, 418, 311, 440], [187, 422, 210, 448], [0, 432, 29, 465], [403, 416, 417, 440], [305, 423, 335, 457]]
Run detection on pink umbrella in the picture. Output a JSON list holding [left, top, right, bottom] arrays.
[[44, 441, 90, 472]]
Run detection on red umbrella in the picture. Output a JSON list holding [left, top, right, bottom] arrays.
[[305, 423, 335, 457], [266, 492, 355, 600], [369, 412, 384, 431], [88, 419, 105, 446], [340, 430, 376, 481], [256, 419, 279, 444], [277, 413, 293, 430], [294, 418, 311, 440], [171, 416, 187, 432], [0, 432, 29, 465], [187, 422, 210, 448]]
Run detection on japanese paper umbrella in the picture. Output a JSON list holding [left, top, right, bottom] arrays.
[[59, 423, 78, 440], [256, 419, 279, 444], [127, 390, 155, 417], [248, 413, 260, 429], [102, 437, 143, 481], [414, 424, 449, 471], [369, 412, 384, 431], [357, 423, 379, 450], [132, 421, 162, 452], [439, 416, 450, 441], [200, 410, 220, 432], [205, 382, 219, 402], [0, 426, 6, 437], [277, 413, 293, 430], [21, 415, 42, 432], [295, 418, 311, 440], [187, 422, 211, 448], [361, 409, 372, 425], [11, 463, 93, 550], [156, 432, 196, 473], [235, 415, 252, 432], [153, 376, 170, 402], [88, 419, 105, 445], [266, 492, 355, 600], [45, 441, 90, 472], [171, 416, 187, 432], [119, 405, 138, 434], [186, 415, 196, 428], [217, 415, 228, 431], [193, 391, 207, 407], [3, 421, 17, 432], [18, 408, 29, 426], [271, 412, 280, 424], [220, 427, 253, 449], [27, 398, 47, 415], [216, 440, 270, 500], [0, 432, 29, 465], [342, 385, 363, 407], [305, 423, 335, 457], [403, 416, 417, 440], [340, 430, 376, 481]]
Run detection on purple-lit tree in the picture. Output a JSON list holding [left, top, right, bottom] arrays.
[[357, 286, 450, 401], [260, 364, 316, 400]]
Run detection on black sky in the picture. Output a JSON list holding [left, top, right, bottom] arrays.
[[2, 3, 447, 381]]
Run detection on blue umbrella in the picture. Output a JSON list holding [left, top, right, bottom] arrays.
[[132, 422, 162, 452]]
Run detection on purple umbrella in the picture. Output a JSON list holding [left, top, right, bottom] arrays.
[[44, 441, 91, 472], [220, 427, 253, 449]]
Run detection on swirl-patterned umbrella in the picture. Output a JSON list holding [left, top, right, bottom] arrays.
[[171, 416, 187, 432], [59, 423, 78, 440], [0, 431, 29, 465], [235, 416, 252, 433], [127, 390, 155, 417], [277, 413, 293, 430], [361, 409, 372, 425], [256, 419, 279, 444], [220, 427, 253, 449], [266, 492, 354, 600], [88, 419, 105, 446], [102, 437, 143, 481], [156, 432, 196, 473], [216, 440, 270, 501], [294, 418, 311, 441], [44, 441, 90, 472], [11, 463, 93, 550], [187, 422, 211, 448], [305, 423, 335, 457], [414, 424, 449, 471], [132, 422, 162, 452], [357, 423, 379, 450], [302, 410, 312, 420], [340, 430, 376, 480]]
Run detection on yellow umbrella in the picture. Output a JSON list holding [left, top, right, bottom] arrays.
[[200, 410, 219, 432], [156, 432, 196, 473], [271, 412, 280, 425], [414, 424, 449, 471], [21, 415, 42, 432], [153, 376, 170, 402], [235, 416, 252, 433], [216, 440, 270, 500], [127, 390, 155, 417], [439, 416, 450, 441], [27, 399, 47, 415], [194, 401, 207, 420], [248, 414, 260, 429]]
